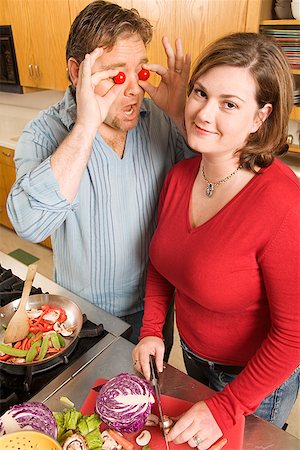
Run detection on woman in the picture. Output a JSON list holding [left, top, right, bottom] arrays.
[[133, 33, 300, 450]]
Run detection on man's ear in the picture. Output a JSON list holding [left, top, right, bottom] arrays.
[[67, 58, 80, 88], [251, 103, 273, 133]]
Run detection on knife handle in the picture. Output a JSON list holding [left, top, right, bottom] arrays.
[[149, 354, 159, 381]]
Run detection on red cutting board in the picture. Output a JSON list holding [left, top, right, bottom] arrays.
[[81, 378, 244, 450]]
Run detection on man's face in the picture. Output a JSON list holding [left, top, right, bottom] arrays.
[[92, 34, 148, 133]]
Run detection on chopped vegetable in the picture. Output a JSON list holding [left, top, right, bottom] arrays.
[[25, 342, 39, 362], [60, 397, 74, 408], [109, 429, 134, 450], [63, 408, 82, 431], [51, 332, 61, 350], [136, 429, 151, 446], [62, 433, 88, 450], [54, 406, 102, 448], [38, 335, 49, 360], [0, 344, 27, 357], [85, 427, 102, 449], [96, 372, 154, 433], [0, 401, 57, 439]]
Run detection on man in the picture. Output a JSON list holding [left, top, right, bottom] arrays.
[[7, 1, 191, 353]]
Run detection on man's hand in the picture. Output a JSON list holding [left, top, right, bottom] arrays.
[[75, 47, 123, 136], [138, 37, 191, 133], [167, 401, 223, 449]]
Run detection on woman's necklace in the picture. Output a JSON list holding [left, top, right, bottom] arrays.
[[201, 164, 242, 198]]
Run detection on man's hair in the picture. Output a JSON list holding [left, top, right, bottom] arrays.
[[188, 32, 294, 170], [66, 0, 152, 64]]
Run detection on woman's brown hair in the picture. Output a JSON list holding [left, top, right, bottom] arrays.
[[188, 33, 294, 170]]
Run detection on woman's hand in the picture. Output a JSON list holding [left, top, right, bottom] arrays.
[[132, 336, 165, 381], [75, 47, 123, 136], [138, 36, 191, 133], [167, 401, 223, 449]]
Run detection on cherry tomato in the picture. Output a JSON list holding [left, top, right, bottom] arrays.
[[138, 68, 150, 81], [113, 71, 126, 84]]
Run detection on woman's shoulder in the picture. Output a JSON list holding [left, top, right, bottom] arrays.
[[264, 158, 299, 195]]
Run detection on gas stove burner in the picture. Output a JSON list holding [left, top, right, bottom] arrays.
[[0, 263, 109, 414], [0, 264, 43, 306], [0, 315, 107, 414]]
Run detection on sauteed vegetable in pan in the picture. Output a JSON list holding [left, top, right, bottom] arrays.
[[0, 294, 83, 368]]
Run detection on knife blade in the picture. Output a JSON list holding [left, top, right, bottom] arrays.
[[149, 354, 170, 450]]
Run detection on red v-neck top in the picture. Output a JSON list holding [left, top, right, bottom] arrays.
[[140, 155, 300, 432]]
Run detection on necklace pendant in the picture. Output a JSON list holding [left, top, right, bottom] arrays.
[[206, 183, 214, 197]]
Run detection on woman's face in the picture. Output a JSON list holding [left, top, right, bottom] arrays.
[[185, 65, 267, 158]]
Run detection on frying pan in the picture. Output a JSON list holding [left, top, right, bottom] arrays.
[[0, 294, 83, 375]]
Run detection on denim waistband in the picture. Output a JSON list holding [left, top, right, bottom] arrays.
[[181, 339, 244, 375]]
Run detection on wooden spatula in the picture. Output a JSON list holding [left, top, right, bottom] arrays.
[[3, 263, 38, 344]]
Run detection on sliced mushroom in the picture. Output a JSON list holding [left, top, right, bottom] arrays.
[[160, 415, 174, 434], [42, 310, 61, 323], [9, 357, 26, 363], [26, 309, 42, 319], [53, 321, 74, 336], [101, 430, 122, 450], [136, 429, 151, 446], [62, 433, 88, 450], [145, 413, 159, 426]]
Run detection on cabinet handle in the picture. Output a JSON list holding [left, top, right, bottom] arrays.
[[35, 64, 40, 78], [28, 64, 34, 77], [2, 151, 11, 157]]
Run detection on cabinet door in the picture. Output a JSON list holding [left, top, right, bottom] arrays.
[[1, 0, 70, 90], [69, 0, 132, 22], [133, 0, 255, 73], [0, 148, 16, 230]]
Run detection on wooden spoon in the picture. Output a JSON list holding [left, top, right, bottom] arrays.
[[4, 263, 38, 344]]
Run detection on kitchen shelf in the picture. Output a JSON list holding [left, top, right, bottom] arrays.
[[289, 144, 300, 153], [260, 20, 300, 25], [290, 106, 300, 121]]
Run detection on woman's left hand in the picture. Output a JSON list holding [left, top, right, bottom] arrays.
[[167, 401, 223, 449], [138, 36, 191, 133]]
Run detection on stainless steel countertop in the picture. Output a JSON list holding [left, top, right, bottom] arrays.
[[37, 337, 300, 449]]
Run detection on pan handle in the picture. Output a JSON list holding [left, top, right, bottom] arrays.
[[78, 323, 104, 338]]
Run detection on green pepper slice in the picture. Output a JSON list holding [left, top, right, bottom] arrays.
[[51, 332, 61, 350], [0, 344, 27, 357], [38, 335, 49, 360]]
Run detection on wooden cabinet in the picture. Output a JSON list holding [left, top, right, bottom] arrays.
[[0, 0, 70, 91], [69, 0, 261, 86], [0, 147, 16, 229], [0, 0, 264, 91], [0, 146, 52, 249]]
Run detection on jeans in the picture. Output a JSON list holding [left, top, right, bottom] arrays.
[[181, 340, 300, 428], [121, 299, 174, 362]]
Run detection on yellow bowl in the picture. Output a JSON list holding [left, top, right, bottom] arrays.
[[0, 430, 62, 449]]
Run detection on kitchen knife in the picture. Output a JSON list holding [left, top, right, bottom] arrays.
[[149, 354, 170, 450]]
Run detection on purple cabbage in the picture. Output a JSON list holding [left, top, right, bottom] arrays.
[[95, 372, 154, 433], [0, 401, 57, 439]]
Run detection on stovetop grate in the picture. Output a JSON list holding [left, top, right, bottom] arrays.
[[0, 264, 108, 414], [0, 264, 43, 306]]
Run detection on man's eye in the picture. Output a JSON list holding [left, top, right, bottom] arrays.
[[225, 101, 237, 110]]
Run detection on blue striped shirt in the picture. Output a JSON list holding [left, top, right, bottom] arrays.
[[7, 87, 189, 316]]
